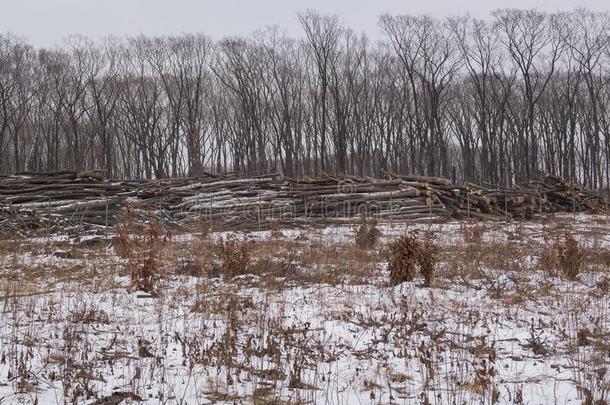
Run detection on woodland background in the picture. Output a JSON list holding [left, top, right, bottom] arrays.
[[1, 9, 610, 188]]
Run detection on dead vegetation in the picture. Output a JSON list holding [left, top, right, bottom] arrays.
[[388, 231, 438, 287], [388, 233, 420, 284], [113, 202, 137, 258], [539, 231, 585, 280], [114, 205, 170, 294], [130, 220, 169, 294], [354, 217, 382, 249], [216, 235, 254, 279], [0, 215, 608, 404]]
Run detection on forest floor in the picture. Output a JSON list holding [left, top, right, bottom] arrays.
[[0, 214, 609, 405]]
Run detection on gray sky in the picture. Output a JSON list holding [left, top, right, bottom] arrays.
[[1, 0, 607, 47]]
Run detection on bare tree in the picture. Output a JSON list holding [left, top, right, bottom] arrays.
[[0, 9, 609, 188], [298, 10, 342, 174], [493, 9, 568, 181]]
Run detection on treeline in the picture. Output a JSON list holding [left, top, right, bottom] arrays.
[[1, 9, 610, 188]]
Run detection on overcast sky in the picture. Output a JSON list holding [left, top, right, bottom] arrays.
[[1, 0, 607, 47]]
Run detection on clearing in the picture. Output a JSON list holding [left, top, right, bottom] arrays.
[[0, 214, 609, 404]]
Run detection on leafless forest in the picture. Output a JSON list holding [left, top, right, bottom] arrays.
[[1, 9, 610, 188]]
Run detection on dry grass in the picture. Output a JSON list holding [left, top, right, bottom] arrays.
[[193, 219, 211, 239], [113, 205, 170, 294], [388, 231, 438, 287], [113, 202, 137, 258], [130, 219, 169, 294], [269, 221, 284, 239], [539, 232, 584, 280], [460, 223, 488, 245], [1, 216, 608, 404], [388, 233, 420, 284], [216, 235, 254, 279], [237, 236, 383, 287], [418, 232, 438, 287], [354, 217, 382, 250], [559, 233, 585, 280]]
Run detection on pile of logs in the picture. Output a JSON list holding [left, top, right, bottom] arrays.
[[0, 170, 606, 234], [282, 176, 443, 224], [0, 171, 123, 231]]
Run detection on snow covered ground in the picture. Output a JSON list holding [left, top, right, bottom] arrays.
[[0, 214, 608, 404]]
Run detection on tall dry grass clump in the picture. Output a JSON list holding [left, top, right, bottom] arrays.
[[114, 205, 169, 294], [460, 223, 487, 245], [114, 202, 136, 258], [558, 233, 584, 280], [354, 217, 382, 249], [388, 231, 437, 287], [193, 220, 211, 240], [539, 232, 584, 280], [388, 233, 420, 284], [418, 234, 438, 287], [130, 219, 169, 294], [216, 235, 253, 279], [269, 221, 284, 239]]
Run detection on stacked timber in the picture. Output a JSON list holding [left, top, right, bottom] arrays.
[[282, 175, 449, 223], [0, 171, 123, 232], [0, 171, 606, 234], [161, 176, 295, 229]]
